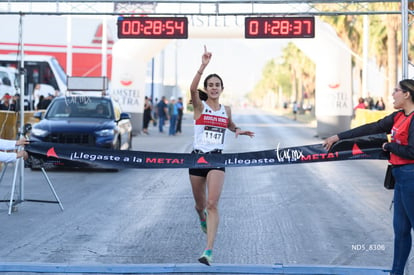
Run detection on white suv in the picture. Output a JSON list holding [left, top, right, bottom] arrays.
[[0, 66, 18, 98]]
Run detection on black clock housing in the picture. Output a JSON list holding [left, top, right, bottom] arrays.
[[245, 17, 315, 39], [117, 17, 188, 39]]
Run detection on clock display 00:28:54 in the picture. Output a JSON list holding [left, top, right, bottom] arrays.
[[117, 17, 188, 39], [245, 17, 315, 38]]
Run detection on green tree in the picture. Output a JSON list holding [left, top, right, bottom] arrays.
[[371, 3, 400, 101], [317, 2, 403, 108], [247, 43, 315, 110]]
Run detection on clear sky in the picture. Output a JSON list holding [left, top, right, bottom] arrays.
[[162, 38, 288, 100]]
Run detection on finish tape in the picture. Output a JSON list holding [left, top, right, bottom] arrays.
[[26, 134, 389, 170]]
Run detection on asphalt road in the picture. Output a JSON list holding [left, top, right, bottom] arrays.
[[0, 107, 405, 275]]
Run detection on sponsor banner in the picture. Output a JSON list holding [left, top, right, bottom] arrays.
[[26, 134, 389, 170]]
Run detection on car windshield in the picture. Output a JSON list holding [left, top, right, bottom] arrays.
[[46, 97, 113, 119]]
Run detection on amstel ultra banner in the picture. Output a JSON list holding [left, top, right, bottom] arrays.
[[26, 134, 389, 170]]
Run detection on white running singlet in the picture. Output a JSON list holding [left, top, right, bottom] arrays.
[[193, 101, 228, 153]]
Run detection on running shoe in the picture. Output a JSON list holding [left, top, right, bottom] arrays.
[[200, 209, 207, 234], [198, 249, 212, 266]]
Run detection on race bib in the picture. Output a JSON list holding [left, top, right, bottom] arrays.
[[202, 126, 225, 145]]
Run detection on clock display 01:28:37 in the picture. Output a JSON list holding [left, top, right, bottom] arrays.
[[245, 17, 315, 38]]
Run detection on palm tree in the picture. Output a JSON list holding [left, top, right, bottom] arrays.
[[370, 3, 400, 105], [247, 43, 315, 111], [317, 2, 402, 109]]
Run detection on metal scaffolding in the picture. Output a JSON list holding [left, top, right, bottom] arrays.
[[0, 1, 406, 15], [0, 0, 412, 77]]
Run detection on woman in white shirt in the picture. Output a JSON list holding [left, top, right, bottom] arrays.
[[0, 138, 29, 163]]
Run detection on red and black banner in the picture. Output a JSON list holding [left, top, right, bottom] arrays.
[[26, 134, 389, 170]]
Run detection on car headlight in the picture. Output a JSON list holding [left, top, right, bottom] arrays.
[[31, 128, 49, 137], [95, 129, 115, 137]]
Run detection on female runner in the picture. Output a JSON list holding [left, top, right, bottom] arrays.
[[189, 46, 255, 266]]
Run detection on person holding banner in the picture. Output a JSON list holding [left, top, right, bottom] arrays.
[[323, 79, 414, 275], [189, 46, 255, 266], [0, 137, 29, 163]]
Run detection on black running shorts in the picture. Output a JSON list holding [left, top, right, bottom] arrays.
[[189, 149, 225, 177]]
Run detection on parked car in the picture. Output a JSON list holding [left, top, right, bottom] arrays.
[[30, 95, 133, 152], [0, 66, 18, 99]]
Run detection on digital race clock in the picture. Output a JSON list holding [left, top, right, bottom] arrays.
[[117, 17, 188, 39], [245, 17, 315, 39]]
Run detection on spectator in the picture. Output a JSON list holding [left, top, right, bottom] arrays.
[[168, 96, 178, 136], [96, 104, 107, 116], [375, 97, 386, 110], [176, 97, 184, 134], [38, 93, 54, 110], [10, 93, 20, 112], [0, 93, 12, 110], [324, 79, 414, 275], [365, 94, 375, 110], [152, 97, 158, 127], [156, 96, 168, 133], [292, 101, 299, 120], [142, 96, 152, 134], [33, 84, 55, 110], [0, 137, 29, 163], [354, 97, 366, 110]]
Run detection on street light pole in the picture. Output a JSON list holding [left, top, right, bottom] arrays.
[[17, 12, 26, 202], [401, 0, 409, 79]]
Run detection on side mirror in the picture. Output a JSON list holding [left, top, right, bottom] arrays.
[[119, 112, 131, 120], [23, 123, 32, 135], [33, 111, 43, 120]]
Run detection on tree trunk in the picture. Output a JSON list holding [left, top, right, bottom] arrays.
[[386, 14, 399, 107]]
